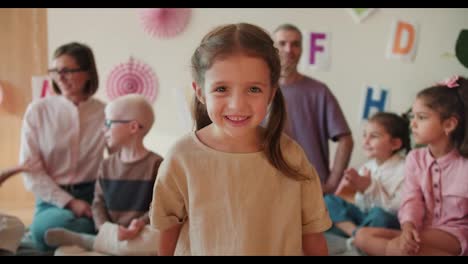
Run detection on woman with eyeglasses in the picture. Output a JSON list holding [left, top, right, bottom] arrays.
[[19, 42, 106, 251]]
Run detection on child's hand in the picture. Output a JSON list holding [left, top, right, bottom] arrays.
[[117, 219, 145, 241], [399, 224, 421, 255], [343, 168, 359, 181], [334, 175, 354, 195], [345, 168, 372, 193], [342, 168, 359, 188]]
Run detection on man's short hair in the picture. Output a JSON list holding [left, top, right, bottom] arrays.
[[273, 23, 302, 41]]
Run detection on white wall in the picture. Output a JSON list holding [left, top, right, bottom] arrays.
[[48, 8, 468, 167]]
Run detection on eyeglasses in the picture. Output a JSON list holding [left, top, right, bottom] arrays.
[[104, 119, 144, 129], [48, 68, 86, 78]]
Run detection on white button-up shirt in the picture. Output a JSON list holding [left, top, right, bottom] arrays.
[[354, 153, 406, 214], [19, 95, 106, 208]]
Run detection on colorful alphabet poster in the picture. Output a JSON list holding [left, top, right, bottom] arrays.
[[304, 31, 331, 71], [360, 85, 390, 121], [32, 76, 53, 100], [386, 20, 419, 62]]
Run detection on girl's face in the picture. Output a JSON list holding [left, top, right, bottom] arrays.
[[50, 54, 89, 98], [362, 121, 401, 163], [410, 98, 448, 146], [195, 54, 275, 139]]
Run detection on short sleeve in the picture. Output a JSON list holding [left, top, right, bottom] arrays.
[[324, 87, 351, 141], [150, 157, 187, 231], [298, 147, 332, 234]]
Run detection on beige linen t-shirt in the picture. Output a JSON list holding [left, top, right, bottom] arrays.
[[151, 132, 331, 255]]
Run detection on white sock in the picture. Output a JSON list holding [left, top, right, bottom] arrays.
[[45, 228, 95, 250]]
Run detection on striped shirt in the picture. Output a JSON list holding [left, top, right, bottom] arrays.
[[92, 151, 163, 229]]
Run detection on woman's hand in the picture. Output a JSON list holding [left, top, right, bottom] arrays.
[[66, 199, 93, 218]]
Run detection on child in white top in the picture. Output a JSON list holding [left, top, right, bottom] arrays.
[[326, 112, 410, 238], [150, 23, 332, 256]]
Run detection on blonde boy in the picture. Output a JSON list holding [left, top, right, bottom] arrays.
[[45, 94, 162, 256]]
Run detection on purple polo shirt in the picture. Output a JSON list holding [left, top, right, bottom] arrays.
[[281, 76, 351, 183]]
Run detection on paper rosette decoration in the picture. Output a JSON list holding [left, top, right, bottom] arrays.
[[106, 57, 158, 103], [138, 8, 191, 38]]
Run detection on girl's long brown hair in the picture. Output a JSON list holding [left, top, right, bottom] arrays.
[[417, 76, 468, 157], [191, 23, 308, 181]]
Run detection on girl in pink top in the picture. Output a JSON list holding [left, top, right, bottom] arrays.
[[354, 75, 468, 256]]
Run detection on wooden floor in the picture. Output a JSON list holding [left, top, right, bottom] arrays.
[[0, 176, 35, 227], [0, 203, 34, 227]]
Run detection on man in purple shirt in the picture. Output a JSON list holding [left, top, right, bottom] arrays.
[[273, 24, 354, 194]]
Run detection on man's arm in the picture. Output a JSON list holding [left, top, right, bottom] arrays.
[[324, 134, 354, 194]]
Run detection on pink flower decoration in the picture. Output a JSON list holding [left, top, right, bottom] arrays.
[[106, 57, 158, 103], [138, 8, 191, 39], [437, 75, 460, 88]]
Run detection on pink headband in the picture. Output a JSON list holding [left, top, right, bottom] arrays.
[[437, 75, 460, 88]]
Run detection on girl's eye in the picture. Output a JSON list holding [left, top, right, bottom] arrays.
[[215, 86, 226, 92], [249, 86, 261, 93]]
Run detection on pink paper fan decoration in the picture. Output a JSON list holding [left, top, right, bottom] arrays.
[[138, 8, 191, 38], [106, 57, 158, 103]]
